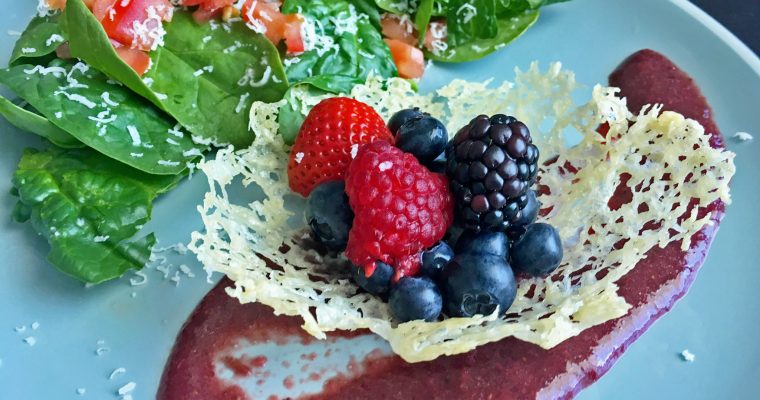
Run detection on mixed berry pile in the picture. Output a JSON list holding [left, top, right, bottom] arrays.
[[288, 98, 563, 323]]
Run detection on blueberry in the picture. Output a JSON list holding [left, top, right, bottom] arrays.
[[420, 241, 454, 280], [352, 261, 393, 295], [389, 276, 443, 322], [510, 223, 563, 276], [443, 225, 465, 248], [387, 108, 425, 135], [396, 116, 448, 165], [305, 181, 353, 251], [455, 231, 509, 260], [427, 154, 447, 173], [442, 254, 516, 317]]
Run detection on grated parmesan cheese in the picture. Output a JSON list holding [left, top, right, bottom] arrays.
[[109, 367, 126, 380], [101, 92, 119, 107], [183, 148, 203, 158], [24, 337, 36, 346], [54, 91, 97, 109], [158, 160, 180, 167], [93, 235, 109, 242], [191, 65, 735, 363], [117, 382, 136, 396], [45, 33, 64, 47], [37, 0, 56, 17], [733, 131, 753, 141], [235, 93, 251, 114], [329, 4, 362, 36], [126, 125, 142, 146], [131, 5, 169, 51], [456, 3, 478, 24], [237, 66, 272, 87], [681, 349, 696, 362], [129, 271, 148, 286], [76, 388, 86, 395]]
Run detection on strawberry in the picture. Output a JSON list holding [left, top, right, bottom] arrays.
[[345, 141, 454, 281], [287, 97, 394, 197]]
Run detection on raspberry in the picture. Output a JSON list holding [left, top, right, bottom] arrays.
[[345, 141, 453, 281], [287, 97, 394, 197]]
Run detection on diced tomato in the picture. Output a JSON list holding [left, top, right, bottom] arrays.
[[99, 0, 173, 52], [179, 0, 232, 22], [113, 45, 152, 76], [423, 21, 447, 52], [381, 14, 416, 46], [283, 14, 304, 55], [190, 7, 222, 23], [46, 0, 68, 10], [90, 0, 116, 21], [384, 39, 425, 79], [240, 0, 287, 44]]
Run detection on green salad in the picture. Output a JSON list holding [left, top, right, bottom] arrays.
[[0, 0, 566, 283]]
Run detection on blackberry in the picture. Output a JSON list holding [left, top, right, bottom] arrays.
[[446, 114, 540, 232]]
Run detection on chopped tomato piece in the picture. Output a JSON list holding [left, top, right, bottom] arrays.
[[90, 0, 116, 21], [46, 0, 68, 10], [240, 0, 286, 43], [239, 0, 305, 52], [384, 39, 425, 79], [190, 7, 222, 23], [99, 0, 173, 52], [283, 15, 304, 55], [179, 0, 232, 22], [424, 21, 447, 52], [380, 14, 416, 46], [113, 45, 152, 76]]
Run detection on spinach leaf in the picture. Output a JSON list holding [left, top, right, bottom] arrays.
[[60, 0, 289, 148], [0, 59, 202, 175], [0, 97, 84, 148], [10, 15, 63, 66], [12, 147, 183, 283], [415, 0, 435, 45], [447, 0, 498, 46], [426, 9, 538, 62], [283, 0, 398, 94], [348, 0, 383, 28], [373, 0, 412, 13]]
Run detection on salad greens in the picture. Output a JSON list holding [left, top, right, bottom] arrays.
[[0, 97, 83, 149], [428, 9, 538, 62], [415, 0, 436, 45], [370, 0, 567, 62], [61, 0, 289, 148], [282, 0, 398, 94], [0, 59, 201, 175], [0, 0, 566, 284], [9, 15, 63, 66], [12, 147, 182, 283]]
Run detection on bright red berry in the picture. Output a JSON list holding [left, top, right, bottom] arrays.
[[287, 97, 394, 197], [345, 141, 454, 281]]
